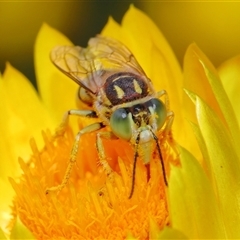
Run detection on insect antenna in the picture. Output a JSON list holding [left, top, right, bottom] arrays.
[[128, 133, 140, 199], [152, 131, 168, 186]]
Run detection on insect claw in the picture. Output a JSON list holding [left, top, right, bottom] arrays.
[[45, 186, 60, 195]]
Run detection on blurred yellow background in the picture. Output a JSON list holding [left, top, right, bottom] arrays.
[[1, 1, 240, 88]]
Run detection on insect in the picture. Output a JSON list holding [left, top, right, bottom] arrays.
[[46, 35, 174, 198]]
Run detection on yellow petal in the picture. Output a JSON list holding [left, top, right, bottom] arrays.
[[10, 216, 35, 239], [183, 44, 222, 125], [0, 227, 7, 239], [101, 16, 122, 40], [198, 54, 240, 152], [187, 119, 213, 182], [0, 63, 53, 175], [169, 146, 226, 239], [218, 55, 240, 126], [183, 43, 240, 162], [0, 180, 14, 237], [34, 23, 78, 122], [195, 96, 240, 238], [121, 6, 183, 117], [184, 44, 239, 143], [158, 227, 188, 239]]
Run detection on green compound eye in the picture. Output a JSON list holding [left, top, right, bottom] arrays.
[[147, 98, 167, 130], [110, 108, 132, 140]]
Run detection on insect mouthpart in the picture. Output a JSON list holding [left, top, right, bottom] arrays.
[[139, 128, 153, 144], [128, 127, 168, 199]]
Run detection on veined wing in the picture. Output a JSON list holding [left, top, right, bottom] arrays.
[[50, 36, 146, 94]]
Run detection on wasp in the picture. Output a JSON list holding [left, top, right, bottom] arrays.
[[47, 36, 174, 198]]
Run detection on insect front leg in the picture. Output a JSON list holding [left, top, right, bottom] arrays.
[[156, 89, 170, 110], [164, 111, 174, 134], [54, 109, 97, 137], [155, 90, 174, 136], [96, 131, 118, 177], [163, 111, 179, 161], [46, 122, 104, 194]]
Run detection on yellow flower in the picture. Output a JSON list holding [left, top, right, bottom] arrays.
[[169, 44, 240, 238], [1, 4, 240, 239]]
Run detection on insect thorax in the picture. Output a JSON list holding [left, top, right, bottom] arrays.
[[95, 72, 155, 123], [104, 72, 150, 105]]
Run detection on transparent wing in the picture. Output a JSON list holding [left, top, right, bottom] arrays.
[[50, 35, 146, 94]]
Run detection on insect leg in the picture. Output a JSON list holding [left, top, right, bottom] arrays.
[[55, 109, 97, 137], [46, 122, 104, 194], [96, 131, 118, 177], [156, 90, 174, 135], [165, 111, 174, 133], [156, 89, 170, 110], [164, 111, 179, 159]]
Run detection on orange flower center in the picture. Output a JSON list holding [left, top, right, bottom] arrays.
[[10, 122, 179, 239]]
